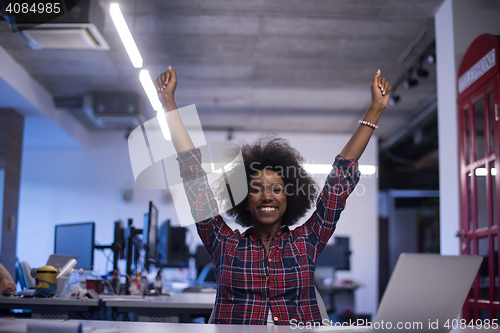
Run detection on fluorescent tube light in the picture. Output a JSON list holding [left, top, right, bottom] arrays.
[[302, 164, 331, 175], [139, 70, 162, 111], [156, 107, 171, 141], [476, 168, 488, 176], [468, 168, 497, 176], [474, 168, 496, 176], [359, 165, 377, 175], [302, 164, 377, 175], [139, 70, 171, 140], [110, 3, 143, 68]]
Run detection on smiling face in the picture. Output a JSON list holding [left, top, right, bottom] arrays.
[[246, 169, 287, 227]]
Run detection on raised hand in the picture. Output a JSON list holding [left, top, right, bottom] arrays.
[[340, 70, 392, 160], [370, 69, 392, 109], [154, 66, 177, 106], [0, 278, 16, 293]]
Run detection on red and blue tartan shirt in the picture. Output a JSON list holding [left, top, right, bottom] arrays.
[[177, 149, 359, 325]]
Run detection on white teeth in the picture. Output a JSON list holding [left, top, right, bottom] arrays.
[[259, 207, 276, 211]]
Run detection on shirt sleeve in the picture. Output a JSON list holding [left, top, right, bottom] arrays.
[[176, 149, 233, 256], [293, 154, 360, 262]]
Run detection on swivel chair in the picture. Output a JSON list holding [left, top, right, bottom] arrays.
[[15, 261, 36, 290]]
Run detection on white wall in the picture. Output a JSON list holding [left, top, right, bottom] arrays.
[[435, 0, 500, 255], [17, 127, 379, 316], [17, 132, 179, 274]]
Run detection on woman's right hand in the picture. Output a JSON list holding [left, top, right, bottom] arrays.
[[155, 66, 177, 106], [0, 278, 16, 293]]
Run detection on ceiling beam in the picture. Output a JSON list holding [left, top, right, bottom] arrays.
[[0, 44, 91, 149]]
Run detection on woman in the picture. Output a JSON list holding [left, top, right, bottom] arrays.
[[155, 67, 391, 325], [0, 263, 16, 293]]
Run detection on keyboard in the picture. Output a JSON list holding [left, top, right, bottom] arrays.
[[15, 289, 35, 296]]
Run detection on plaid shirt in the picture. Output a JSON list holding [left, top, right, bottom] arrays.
[[177, 149, 359, 325]]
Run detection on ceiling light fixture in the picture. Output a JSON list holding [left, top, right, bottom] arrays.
[[110, 3, 143, 68], [389, 95, 401, 106], [469, 168, 497, 176], [139, 70, 171, 140], [385, 42, 435, 106], [416, 64, 429, 78], [302, 164, 377, 175], [139, 70, 162, 111], [416, 67, 429, 78], [427, 53, 436, 64], [404, 72, 419, 89]]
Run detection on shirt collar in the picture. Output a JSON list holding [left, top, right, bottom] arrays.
[[245, 225, 290, 241]]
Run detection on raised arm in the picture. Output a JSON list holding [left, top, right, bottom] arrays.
[[340, 70, 392, 161], [154, 66, 195, 154], [0, 263, 16, 293], [154, 68, 233, 255]]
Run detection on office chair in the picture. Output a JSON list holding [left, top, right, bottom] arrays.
[[15, 261, 36, 290], [315, 285, 330, 325], [207, 285, 330, 324], [197, 263, 216, 284], [195, 245, 212, 276]]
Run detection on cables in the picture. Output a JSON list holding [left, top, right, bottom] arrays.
[[397, 26, 431, 64], [95, 240, 113, 275], [101, 278, 117, 295]]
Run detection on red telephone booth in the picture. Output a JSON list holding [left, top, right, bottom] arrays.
[[458, 33, 500, 320]]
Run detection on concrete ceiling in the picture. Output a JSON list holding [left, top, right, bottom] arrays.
[[0, 0, 444, 141]]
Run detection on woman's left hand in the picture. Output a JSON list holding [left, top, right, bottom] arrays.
[[370, 69, 392, 110]]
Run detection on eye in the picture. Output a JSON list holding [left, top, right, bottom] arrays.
[[273, 187, 283, 194], [250, 188, 261, 194]]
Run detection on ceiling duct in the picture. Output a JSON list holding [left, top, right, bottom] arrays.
[[83, 93, 145, 130], [18, 0, 109, 50]]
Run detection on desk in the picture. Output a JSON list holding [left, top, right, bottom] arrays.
[[0, 296, 100, 320], [0, 292, 215, 322], [101, 292, 216, 322], [0, 319, 494, 333]]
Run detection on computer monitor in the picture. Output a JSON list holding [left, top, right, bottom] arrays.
[[143, 201, 158, 267], [168, 226, 188, 264], [114, 220, 126, 258], [316, 236, 350, 271], [157, 220, 168, 264], [157, 219, 189, 267], [113, 220, 126, 270], [54, 222, 95, 270]]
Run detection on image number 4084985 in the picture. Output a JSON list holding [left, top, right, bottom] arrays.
[[5, 2, 62, 14], [1, 1, 81, 32]]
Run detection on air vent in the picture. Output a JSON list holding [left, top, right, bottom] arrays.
[[22, 23, 109, 50], [17, 0, 109, 51], [83, 93, 145, 130]]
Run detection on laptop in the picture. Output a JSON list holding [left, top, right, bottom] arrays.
[[46, 254, 78, 269], [371, 253, 482, 332], [316, 253, 482, 332]]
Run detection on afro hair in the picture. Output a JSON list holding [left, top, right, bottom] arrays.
[[213, 134, 319, 227]]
